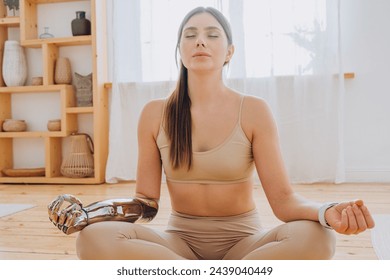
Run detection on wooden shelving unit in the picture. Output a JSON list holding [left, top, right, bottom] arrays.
[[0, 0, 108, 184]]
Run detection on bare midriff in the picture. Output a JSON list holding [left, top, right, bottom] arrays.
[[167, 180, 256, 216]]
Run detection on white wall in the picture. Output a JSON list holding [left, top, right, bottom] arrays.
[[341, 0, 390, 182]]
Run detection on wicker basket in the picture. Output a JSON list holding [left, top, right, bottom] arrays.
[[61, 133, 94, 178]]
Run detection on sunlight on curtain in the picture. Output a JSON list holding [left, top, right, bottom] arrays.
[[105, 0, 345, 184]]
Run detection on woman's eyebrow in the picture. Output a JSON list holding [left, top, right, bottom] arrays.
[[204, 26, 222, 31], [183, 26, 222, 32]]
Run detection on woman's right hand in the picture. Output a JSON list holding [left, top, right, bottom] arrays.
[[48, 194, 88, 235], [325, 199, 375, 235]]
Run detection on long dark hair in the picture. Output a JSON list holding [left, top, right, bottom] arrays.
[[165, 7, 233, 170]]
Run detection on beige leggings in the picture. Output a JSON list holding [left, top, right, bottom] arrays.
[[76, 209, 336, 260]]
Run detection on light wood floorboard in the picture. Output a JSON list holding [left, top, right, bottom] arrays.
[[0, 182, 388, 260]]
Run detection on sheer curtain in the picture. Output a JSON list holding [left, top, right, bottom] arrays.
[[105, 0, 345, 184]]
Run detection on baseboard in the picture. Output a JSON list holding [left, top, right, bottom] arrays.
[[345, 168, 390, 183]]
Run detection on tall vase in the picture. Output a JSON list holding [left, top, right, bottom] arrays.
[[71, 11, 91, 36], [54, 57, 72, 84], [2, 41, 28, 87]]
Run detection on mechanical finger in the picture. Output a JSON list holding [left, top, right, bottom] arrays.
[[63, 210, 83, 235], [48, 196, 67, 223], [62, 194, 83, 206], [57, 209, 69, 227]]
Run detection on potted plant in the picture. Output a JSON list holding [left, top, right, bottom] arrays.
[[286, 20, 326, 75], [3, 0, 19, 16]]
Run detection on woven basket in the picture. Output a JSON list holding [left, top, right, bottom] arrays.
[[61, 133, 94, 178]]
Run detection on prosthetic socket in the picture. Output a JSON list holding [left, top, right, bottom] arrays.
[[48, 194, 158, 235]]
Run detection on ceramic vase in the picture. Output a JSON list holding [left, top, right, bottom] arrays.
[[71, 11, 91, 36], [2, 40, 28, 87], [54, 57, 72, 84]]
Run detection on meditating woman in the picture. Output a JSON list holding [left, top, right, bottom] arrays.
[[48, 6, 375, 260]]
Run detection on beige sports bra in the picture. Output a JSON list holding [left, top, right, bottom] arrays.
[[157, 95, 255, 184]]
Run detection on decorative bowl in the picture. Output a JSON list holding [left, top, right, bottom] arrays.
[[2, 119, 27, 132], [2, 167, 46, 177], [47, 119, 61, 131], [32, 76, 43, 86]]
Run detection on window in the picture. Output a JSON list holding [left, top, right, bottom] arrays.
[[243, 0, 327, 77], [138, 0, 327, 82]]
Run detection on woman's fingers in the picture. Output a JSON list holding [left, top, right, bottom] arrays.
[[337, 208, 349, 233], [331, 200, 375, 235], [352, 204, 367, 234], [341, 203, 375, 234], [355, 199, 364, 207], [361, 205, 375, 229], [346, 206, 358, 234]]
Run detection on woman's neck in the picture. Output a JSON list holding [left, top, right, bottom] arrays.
[[187, 71, 227, 105]]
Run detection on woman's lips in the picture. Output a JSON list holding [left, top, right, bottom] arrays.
[[193, 52, 211, 57]]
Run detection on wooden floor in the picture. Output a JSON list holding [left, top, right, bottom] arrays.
[[0, 182, 388, 260]]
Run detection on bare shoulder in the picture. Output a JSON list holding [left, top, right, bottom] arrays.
[[141, 98, 166, 117], [241, 95, 277, 137], [243, 94, 270, 109], [242, 95, 274, 123], [138, 98, 167, 137]]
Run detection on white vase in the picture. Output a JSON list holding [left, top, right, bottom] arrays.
[[2, 40, 28, 87]]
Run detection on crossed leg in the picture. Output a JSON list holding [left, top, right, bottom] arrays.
[[76, 220, 336, 260], [76, 221, 197, 260], [223, 220, 336, 260]]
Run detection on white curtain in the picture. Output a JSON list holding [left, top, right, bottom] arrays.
[[105, 0, 345, 184]]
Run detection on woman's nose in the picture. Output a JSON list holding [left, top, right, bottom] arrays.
[[196, 37, 206, 48]]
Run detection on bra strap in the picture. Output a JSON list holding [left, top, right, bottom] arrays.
[[160, 98, 168, 128], [238, 95, 245, 124]]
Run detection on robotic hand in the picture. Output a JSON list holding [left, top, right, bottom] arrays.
[[48, 194, 87, 234], [48, 194, 158, 235]]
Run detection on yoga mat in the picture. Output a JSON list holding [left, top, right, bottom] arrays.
[[0, 204, 36, 218], [371, 214, 390, 260]]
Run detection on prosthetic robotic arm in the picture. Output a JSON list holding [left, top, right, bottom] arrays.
[[48, 194, 159, 235]]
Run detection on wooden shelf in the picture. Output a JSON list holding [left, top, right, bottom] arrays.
[[27, 0, 87, 3], [0, 0, 109, 185], [0, 176, 99, 184], [0, 16, 20, 27], [21, 35, 92, 48], [66, 107, 94, 114], [0, 131, 66, 138], [0, 84, 73, 93]]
